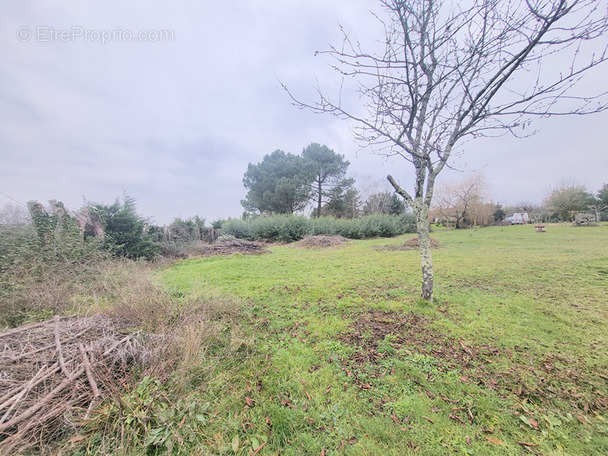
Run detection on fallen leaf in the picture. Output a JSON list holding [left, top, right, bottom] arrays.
[[244, 397, 255, 407], [528, 418, 539, 430], [251, 441, 267, 456], [487, 437, 504, 446], [518, 441, 538, 447], [460, 341, 474, 356], [576, 415, 587, 425]]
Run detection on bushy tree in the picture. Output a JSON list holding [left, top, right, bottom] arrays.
[[598, 184, 608, 204], [543, 181, 591, 222], [242, 150, 312, 214], [588, 183, 608, 221], [302, 143, 351, 217], [389, 194, 406, 215], [493, 204, 506, 223], [322, 183, 361, 218], [90, 195, 160, 259]]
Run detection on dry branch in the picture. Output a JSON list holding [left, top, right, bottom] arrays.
[[0, 315, 147, 455]]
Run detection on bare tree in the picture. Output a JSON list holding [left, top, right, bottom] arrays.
[[432, 173, 491, 228], [285, 0, 608, 301]]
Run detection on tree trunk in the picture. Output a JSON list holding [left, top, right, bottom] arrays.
[[416, 204, 434, 302], [316, 180, 322, 218]]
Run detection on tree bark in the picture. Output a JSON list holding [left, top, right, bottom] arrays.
[[416, 204, 434, 302], [317, 179, 322, 218]]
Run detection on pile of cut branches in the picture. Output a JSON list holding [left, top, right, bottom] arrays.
[[373, 237, 441, 251], [294, 235, 349, 248], [193, 238, 270, 257], [0, 315, 146, 455]]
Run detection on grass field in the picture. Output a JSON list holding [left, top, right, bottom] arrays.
[[113, 224, 607, 455]]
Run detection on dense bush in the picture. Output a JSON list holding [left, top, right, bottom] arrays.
[[221, 213, 416, 242], [90, 196, 160, 260]]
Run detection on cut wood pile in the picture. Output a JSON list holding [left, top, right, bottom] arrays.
[[0, 315, 146, 455], [295, 235, 349, 248], [192, 239, 270, 256]]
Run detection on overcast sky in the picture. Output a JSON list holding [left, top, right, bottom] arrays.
[[2, 1, 607, 224]]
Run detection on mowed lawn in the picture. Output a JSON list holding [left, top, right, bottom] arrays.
[[162, 224, 608, 455]]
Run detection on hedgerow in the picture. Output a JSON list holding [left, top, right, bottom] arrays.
[[221, 214, 416, 242]]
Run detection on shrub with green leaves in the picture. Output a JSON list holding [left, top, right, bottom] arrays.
[[221, 214, 415, 242], [89, 195, 160, 260]]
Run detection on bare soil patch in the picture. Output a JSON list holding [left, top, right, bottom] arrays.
[[193, 239, 271, 257], [295, 235, 349, 249]]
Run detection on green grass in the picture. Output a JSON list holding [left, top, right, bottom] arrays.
[[120, 224, 607, 455]]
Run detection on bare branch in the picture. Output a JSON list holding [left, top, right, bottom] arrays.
[[284, 0, 608, 300]]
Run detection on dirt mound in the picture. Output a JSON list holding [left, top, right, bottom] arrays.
[[404, 236, 441, 248], [193, 239, 270, 257], [295, 235, 349, 248], [0, 315, 147, 454], [373, 236, 441, 251]]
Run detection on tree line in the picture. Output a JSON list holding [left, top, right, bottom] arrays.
[[241, 143, 406, 219], [430, 173, 608, 228]]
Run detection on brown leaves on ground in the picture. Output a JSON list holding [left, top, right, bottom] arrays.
[[294, 235, 349, 249], [193, 239, 271, 257], [340, 310, 498, 371], [339, 310, 606, 415]]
